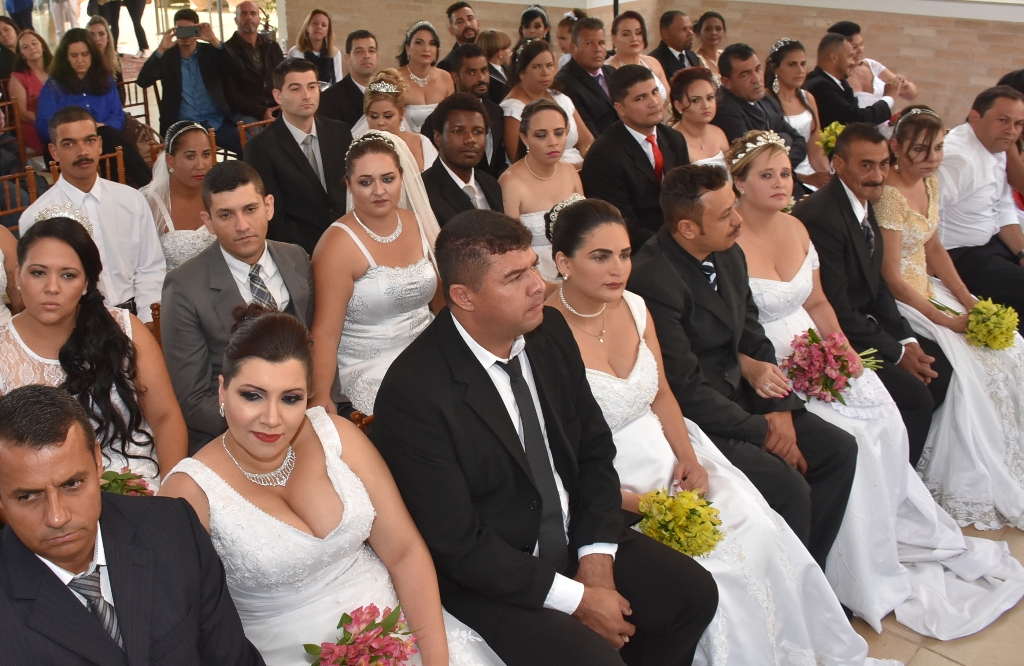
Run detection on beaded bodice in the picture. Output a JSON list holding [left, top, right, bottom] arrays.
[[875, 178, 939, 299]]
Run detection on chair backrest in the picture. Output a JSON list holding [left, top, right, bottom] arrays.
[[0, 166, 38, 233], [348, 411, 375, 433], [118, 78, 154, 128], [150, 303, 161, 346], [237, 118, 274, 150], [0, 99, 26, 165], [50, 147, 126, 185], [0, 78, 10, 102], [149, 128, 221, 165]]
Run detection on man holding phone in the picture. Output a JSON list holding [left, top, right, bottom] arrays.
[[137, 8, 246, 156]]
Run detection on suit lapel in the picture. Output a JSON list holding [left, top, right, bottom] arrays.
[[828, 179, 879, 294], [272, 118, 327, 194], [656, 126, 684, 174], [524, 339, 579, 496], [658, 229, 735, 330], [101, 499, 154, 666], [267, 242, 308, 318], [206, 243, 246, 338], [3, 529, 128, 665], [571, 60, 612, 106], [618, 124, 658, 185], [478, 174, 503, 211], [315, 118, 343, 192], [432, 160, 474, 213]]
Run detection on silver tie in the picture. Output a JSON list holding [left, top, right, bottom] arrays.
[[302, 134, 326, 190], [68, 569, 123, 648], [463, 184, 479, 209]]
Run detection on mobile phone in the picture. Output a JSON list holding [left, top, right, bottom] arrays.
[[175, 25, 202, 39]]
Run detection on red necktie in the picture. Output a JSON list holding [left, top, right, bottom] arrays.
[[646, 134, 664, 182]]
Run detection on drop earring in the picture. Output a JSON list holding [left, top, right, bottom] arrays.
[[219, 403, 225, 417], [772, 79, 780, 94], [893, 160, 899, 172]]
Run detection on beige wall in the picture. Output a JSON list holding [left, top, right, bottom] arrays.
[[283, 0, 1024, 123]]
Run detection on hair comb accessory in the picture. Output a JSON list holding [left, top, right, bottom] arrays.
[[730, 130, 790, 165], [164, 122, 208, 153], [563, 10, 578, 20], [406, 20, 435, 40], [345, 131, 398, 160], [368, 80, 401, 94], [34, 202, 93, 236], [522, 4, 548, 20], [548, 193, 585, 227], [891, 107, 940, 134], [768, 38, 798, 58], [515, 37, 539, 59]]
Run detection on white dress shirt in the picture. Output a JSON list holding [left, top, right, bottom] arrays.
[[282, 115, 327, 191], [21, 177, 166, 324], [624, 123, 657, 169], [840, 179, 916, 359], [221, 243, 291, 311], [937, 123, 1019, 250], [441, 159, 490, 210], [37, 524, 114, 608], [452, 313, 617, 615], [824, 69, 893, 112]]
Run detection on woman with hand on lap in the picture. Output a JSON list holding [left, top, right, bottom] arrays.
[[356, 69, 438, 172], [310, 132, 443, 417], [694, 12, 726, 84], [668, 68, 730, 168], [499, 98, 583, 282], [604, 11, 669, 102], [159, 306, 503, 666], [396, 22, 454, 134], [501, 38, 592, 165], [0, 217, 187, 487], [288, 9, 342, 88], [8, 30, 51, 156], [139, 121, 216, 270]]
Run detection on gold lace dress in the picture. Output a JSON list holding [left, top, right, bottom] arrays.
[[875, 177, 938, 298]]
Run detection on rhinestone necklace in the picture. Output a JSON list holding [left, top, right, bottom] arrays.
[[354, 210, 403, 243], [222, 433, 296, 487], [407, 69, 429, 87], [524, 153, 556, 180], [560, 285, 606, 318]]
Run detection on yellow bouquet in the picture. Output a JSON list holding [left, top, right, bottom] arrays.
[[637, 488, 724, 558], [930, 297, 1019, 350], [817, 121, 845, 157]]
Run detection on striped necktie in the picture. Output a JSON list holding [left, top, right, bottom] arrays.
[[248, 264, 278, 310], [68, 569, 123, 648]]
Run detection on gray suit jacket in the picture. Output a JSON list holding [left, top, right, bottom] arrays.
[[161, 240, 314, 453]]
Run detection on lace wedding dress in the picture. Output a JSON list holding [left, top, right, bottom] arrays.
[[140, 151, 216, 271], [877, 180, 1024, 531], [588, 291, 894, 665], [519, 211, 557, 281], [0, 247, 10, 328], [0, 307, 160, 486], [749, 242, 1024, 639], [165, 408, 504, 666]]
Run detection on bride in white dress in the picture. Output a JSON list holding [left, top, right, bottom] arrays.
[[545, 196, 897, 665], [160, 308, 504, 666], [309, 131, 442, 416], [0, 223, 19, 326], [729, 132, 1024, 640], [667, 68, 731, 170]]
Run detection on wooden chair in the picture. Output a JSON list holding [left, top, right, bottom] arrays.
[[0, 78, 10, 102], [150, 303, 161, 346], [149, 128, 221, 164], [118, 78, 155, 129], [237, 118, 273, 151], [50, 146, 126, 185], [0, 166, 38, 234], [348, 411, 375, 433], [0, 99, 26, 165]]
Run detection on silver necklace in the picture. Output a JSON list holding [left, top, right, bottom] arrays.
[[353, 210, 403, 243], [560, 284, 606, 318], [567, 311, 606, 343], [222, 433, 296, 487], [407, 68, 429, 87], [524, 153, 556, 180]]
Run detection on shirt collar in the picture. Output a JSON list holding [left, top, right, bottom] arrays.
[[440, 158, 476, 190], [624, 122, 656, 144], [839, 178, 868, 222], [57, 175, 102, 204], [824, 70, 845, 89], [36, 524, 106, 585], [451, 311, 526, 368], [282, 115, 318, 144], [220, 241, 275, 281], [667, 45, 682, 59]]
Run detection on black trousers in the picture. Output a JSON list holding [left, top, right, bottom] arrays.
[[873, 336, 951, 467], [949, 236, 1024, 333], [709, 408, 858, 569], [464, 531, 718, 666], [123, 0, 148, 50], [9, 8, 33, 31], [97, 0, 122, 44]]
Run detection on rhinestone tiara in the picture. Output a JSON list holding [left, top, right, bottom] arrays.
[[891, 107, 940, 134], [522, 4, 548, 21], [548, 193, 585, 226], [345, 131, 398, 160], [768, 38, 799, 58], [406, 20, 435, 40], [516, 37, 539, 59], [34, 201, 93, 236], [368, 80, 401, 94], [730, 130, 790, 165]]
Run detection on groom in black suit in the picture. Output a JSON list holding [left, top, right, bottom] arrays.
[[0, 386, 263, 665], [792, 123, 952, 467], [648, 11, 700, 80], [628, 165, 858, 569], [373, 210, 718, 666]]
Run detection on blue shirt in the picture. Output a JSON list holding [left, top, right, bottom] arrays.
[[35, 76, 125, 144], [176, 50, 224, 128]]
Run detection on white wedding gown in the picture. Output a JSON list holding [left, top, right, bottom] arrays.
[[165, 408, 505, 666], [588, 291, 895, 665], [749, 243, 1024, 639]]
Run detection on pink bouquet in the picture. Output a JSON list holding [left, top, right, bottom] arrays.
[[99, 467, 154, 496], [304, 604, 418, 665], [780, 329, 881, 405]]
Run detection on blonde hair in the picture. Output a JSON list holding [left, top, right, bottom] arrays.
[[726, 130, 789, 181], [477, 29, 512, 61], [295, 9, 336, 57], [363, 69, 408, 114], [85, 16, 120, 75]]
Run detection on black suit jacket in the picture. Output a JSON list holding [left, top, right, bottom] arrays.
[[420, 97, 507, 179], [0, 494, 263, 666], [628, 229, 804, 445], [488, 63, 509, 105], [221, 32, 284, 120], [137, 43, 233, 136], [581, 121, 689, 248], [421, 157, 504, 226], [648, 41, 700, 81], [244, 115, 352, 255], [317, 75, 365, 127], [555, 58, 617, 138], [372, 308, 624, 625], [712, 87, 808, 171], [437, 44, 460, 72], [803, 67, 891, 128], [792, 177, 914, 362]]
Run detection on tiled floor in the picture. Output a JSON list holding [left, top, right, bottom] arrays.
[[852, 526, 1024, 665]]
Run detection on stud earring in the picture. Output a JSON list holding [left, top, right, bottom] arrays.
[[169, 168, 175, 173], [772, 79, 780, 94], [219, 403, 225, 417], [893, 161, 899, 172]]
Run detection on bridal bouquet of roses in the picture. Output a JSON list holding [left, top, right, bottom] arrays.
[[781, 328, 882, 405], [817, 121, 845, 157], [99, 467, 154, 496], [637, 488, 724, 558], [304, 604, 418, 665], [931, 297, 1019, 350]]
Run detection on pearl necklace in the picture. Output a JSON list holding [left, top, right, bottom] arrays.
[[524, 153, 556, 180], [354, 210, 403, 243], [560, 285, 606, 317], [407, 69, 429, 87], [222, 433, 296, 487]]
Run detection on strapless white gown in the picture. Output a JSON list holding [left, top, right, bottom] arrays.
[[404, 103, 438, 134], [588, 291, 897, 665], [501, 91, 582, 164], [691, 151, 727, 170], [519, 211, 557, 281], [749, 243, 1024, 639], [165, 408, 505, 666], [784, 108, 818, 178], [0, 247, 10, 328], [143, 189, 217, 271]]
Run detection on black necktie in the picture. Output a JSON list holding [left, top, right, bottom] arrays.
[[497, 355, 569, 573], [861, 213, 876, 256], [700, 260, 718, 290]]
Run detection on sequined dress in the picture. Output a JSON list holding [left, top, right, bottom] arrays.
[[876, 180, 1024, 532], [144, 191, 216, 272], [164, 408, 504, 666]]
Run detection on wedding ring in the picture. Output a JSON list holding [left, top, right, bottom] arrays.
[[764, 382, 772, 390]]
